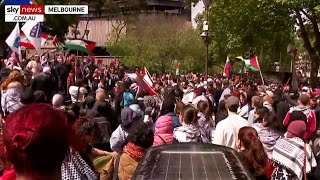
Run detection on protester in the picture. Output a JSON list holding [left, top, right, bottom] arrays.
[[253, 112, 283, 159], [52, 94, 64, 110], [271, 120, 317, 180], [215, 99, 228, 125], [248, 96, 262, 125], [109, 108, 141, 152], [0, 71, 24, 117], [253, 107, 270, 124], [283, 94, 317, 140], [101, 122, 153, 180], [153, 115, 174, 146], [213, 96, 249, 150], [173, 105, 201, 143], [160, 98, 180, 128], [238, 127, 269, 179], [197, 100, 215, 143], [1, 104, 95, 180], [1, 51, 320, 179], [238, 91, 250, 119]]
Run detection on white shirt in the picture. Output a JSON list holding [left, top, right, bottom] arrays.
[[238, 104, 249, 119], [212, 113, 249, 150], [247, 109, 256, 126], [219, 87, 231, 102], [69, 86, 88, 103]]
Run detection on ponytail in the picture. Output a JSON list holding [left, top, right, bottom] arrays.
[[197, 101, 212, 123], [238, 127, 268, 176]]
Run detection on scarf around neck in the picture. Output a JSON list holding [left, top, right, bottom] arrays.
[[272, 137, 316, 180], [124, 142, 145, 161]]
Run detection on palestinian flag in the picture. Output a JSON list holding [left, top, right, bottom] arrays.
[[176, 62, 181, 76], [236, 56, 260, 71], [20, 32, 48, 49], [136, 71, 157, 97], [64, 39, 96, 54], [142, 67, 153, 88]]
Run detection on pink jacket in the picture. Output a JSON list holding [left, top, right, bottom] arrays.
[[153, 115, 174, 146]]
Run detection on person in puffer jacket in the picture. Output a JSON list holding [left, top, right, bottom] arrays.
[[153, 115, 173, 146], [283, 94, 316, 140]]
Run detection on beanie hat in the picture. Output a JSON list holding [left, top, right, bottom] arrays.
[[287, 120, 306, 139]]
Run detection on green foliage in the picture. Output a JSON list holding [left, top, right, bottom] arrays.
[[202, 0, 295, 71], [108, 14, 205, 73]]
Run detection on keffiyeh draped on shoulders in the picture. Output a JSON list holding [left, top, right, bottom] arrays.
[[272, 137, 317, 180], [61, 148, 97, 180]]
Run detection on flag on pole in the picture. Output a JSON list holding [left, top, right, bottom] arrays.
[[5, 22, 22, 62], [223, 56, 231, 78], [142, 67, 154, 88], [20, 32, 48, 49], [21, 21, 42, 54], [236, 56, 260, 71], [176, 62, 181, 76], [136, 71, 157, 96]]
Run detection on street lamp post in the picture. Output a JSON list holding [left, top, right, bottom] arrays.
[[202, 0, 211, 79]]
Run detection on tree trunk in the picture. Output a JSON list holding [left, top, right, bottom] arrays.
[[295, 9, 320, 87], [310, 53, 320, 87]]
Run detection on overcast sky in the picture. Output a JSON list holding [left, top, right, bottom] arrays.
[[191, 0, 205, 29]]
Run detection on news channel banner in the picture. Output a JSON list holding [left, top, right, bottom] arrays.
[[5, 5, 88, 22]]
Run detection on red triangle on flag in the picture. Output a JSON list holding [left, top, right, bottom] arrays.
[[250, 57, 260, 70], [85, 42, 96, 53]]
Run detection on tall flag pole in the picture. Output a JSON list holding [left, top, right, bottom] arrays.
[[255, 56, 264, 85], [223, 56, 231, 78], [236, 56, 264, 85]]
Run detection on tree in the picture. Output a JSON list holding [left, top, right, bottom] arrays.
[[192, 0, 320, 86], [275, 0, 320, 87], [108, 14, 205, 73]]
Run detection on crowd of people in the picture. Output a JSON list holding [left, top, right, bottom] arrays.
[[0, 52, 320, 180]]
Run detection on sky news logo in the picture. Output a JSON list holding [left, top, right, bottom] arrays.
[[5, 5, 88, 22]]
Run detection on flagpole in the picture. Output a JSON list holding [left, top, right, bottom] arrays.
[[256, 56, 265, 85]]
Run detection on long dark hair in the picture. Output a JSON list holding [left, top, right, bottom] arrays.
[[197, 101, 212, 122], [238, 127, 268, 176], [263, 112, 283, 133]]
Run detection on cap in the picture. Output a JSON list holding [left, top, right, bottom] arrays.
[[226, 96, 239, 107]]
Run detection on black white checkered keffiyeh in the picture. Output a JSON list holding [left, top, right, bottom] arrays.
[[61, 149, 97, 180], [272, 137, 316, 180]]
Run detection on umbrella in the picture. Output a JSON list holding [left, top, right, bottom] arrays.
[[64, 39, 96, 54]]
